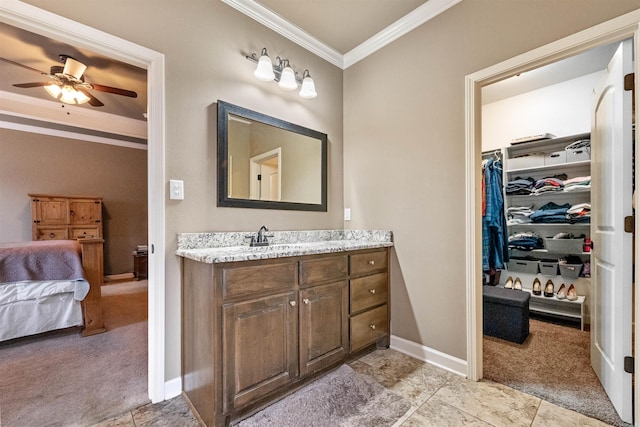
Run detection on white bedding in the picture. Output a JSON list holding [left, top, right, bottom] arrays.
[[0, 280, 89, 342]]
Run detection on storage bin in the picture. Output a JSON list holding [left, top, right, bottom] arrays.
[[507, 259, 539, 274], [566, 147, 590, 162], [507, 153, 545, 170], [544, 150, 566, 166], [544, 238, 584, 254], [559, 262, 582, 278], [538, 260, 558, 276]]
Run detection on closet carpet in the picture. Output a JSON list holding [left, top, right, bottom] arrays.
[[483, 317, 629, 427], [0, 280, 149, 427]]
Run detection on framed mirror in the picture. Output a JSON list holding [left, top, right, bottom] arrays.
[[217, 100, 327, 211]]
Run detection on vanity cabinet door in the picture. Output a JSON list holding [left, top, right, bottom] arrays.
[[299, 280, 348, 377], [222, 291, 298, 413]]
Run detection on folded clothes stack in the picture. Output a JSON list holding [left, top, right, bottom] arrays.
[[506, 205, 535, 225], [508, 231, 543, 251], [529, 202, 571, 223], [531, 174, 567, 195], [564, 176, 591, 192], [505, 177, 535, 195], [566, 203, 591, 223]]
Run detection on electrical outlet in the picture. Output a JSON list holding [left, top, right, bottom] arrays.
[[170, 179, 184, 200], [344, 208, 351, 221]]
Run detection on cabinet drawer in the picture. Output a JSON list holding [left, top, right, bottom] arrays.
[[350, 272, 388, 313], [35, 226, 69, 240], [349, 250, 388, 276], [70, 226, 101, 239], [350, 304, 388, 353], [221, 260, 296, 300], [299, 254, 348, 286]]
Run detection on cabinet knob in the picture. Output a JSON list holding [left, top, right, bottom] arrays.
[[369, 289, 376, 294], [49, 233, 55, 238], [368, 260, 375, 266], [369, 324, 376, 330], [303, 298, 310, 304], [289, 301, 296, 307]]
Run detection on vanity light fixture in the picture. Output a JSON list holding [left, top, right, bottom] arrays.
[[245, 48, 317, 99]]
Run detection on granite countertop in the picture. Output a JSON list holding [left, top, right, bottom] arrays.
[[176, 229, 393, 264]]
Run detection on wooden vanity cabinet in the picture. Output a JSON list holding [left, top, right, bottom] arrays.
[[182, 248, 389, 427]]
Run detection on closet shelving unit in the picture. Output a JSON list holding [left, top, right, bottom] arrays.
[[502, 132, 590, 328]]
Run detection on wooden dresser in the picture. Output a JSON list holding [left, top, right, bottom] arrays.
[[29, 194, 103, 241], [181, 247, 390, 427]]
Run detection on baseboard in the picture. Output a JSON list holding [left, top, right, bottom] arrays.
[[165, 376, 182, 400], [104, 273, 135, 281], [390, 335, 467, 377]]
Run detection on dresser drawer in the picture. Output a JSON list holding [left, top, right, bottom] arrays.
[[350, 272, 388, 313], [70, 226, 101, 239], [349, 250, 388, 276], [299, 254, 348, 286], [35, 226, 69, 240], [350, 304, 388, 352], [221, 260, 296, 300]]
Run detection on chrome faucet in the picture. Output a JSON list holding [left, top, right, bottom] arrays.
[[247, 225, 271, 247]]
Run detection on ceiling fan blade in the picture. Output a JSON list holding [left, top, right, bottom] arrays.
[[90, 83, 138, 98], [13, 82, 52, 88], [0, 57, 46, 75], [77, 88, 104, 107]]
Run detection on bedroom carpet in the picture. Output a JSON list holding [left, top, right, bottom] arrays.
[[238, 364, 411, 427], [0, 280, 149, 427], [483, 317, 629, 427]]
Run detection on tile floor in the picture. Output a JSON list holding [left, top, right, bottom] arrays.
[[92, 349, 611, 427]]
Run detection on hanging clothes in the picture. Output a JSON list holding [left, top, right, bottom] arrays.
[[482, 157, 509, 271]]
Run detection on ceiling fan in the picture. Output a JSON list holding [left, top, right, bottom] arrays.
[[1, 54, 137, 107]]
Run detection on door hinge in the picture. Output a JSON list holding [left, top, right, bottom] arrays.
[[624, 356, 634, 373], [624, 73, 634, 91], [257, 174, 262, 181], [624, 215, 634, 233]]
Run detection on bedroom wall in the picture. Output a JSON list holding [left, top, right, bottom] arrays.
[[22, 0, 344, 383], [0, 128, 147, 275], [343, 0, 640, 362]]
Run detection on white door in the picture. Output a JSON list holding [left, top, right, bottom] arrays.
[[590, 39, 633, 424]]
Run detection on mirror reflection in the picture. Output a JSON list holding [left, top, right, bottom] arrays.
[[217, 101, 327, 211]]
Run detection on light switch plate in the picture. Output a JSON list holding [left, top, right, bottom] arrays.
[[170, 179, 184, 200], [344, 208, 351, 221]]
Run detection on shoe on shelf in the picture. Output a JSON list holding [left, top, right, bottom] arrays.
[[514, 277, 522, 290], [556, 284, 567, 299], [504, 276, 513, 289], [544, 280, 555, 297], [532, 278, 542, 295], [567, 284, 578, 301]]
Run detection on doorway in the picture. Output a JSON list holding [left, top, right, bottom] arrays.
[[464, 10, 640, 425], [0, 1, 166, 404], [250, 147, 282, 201]]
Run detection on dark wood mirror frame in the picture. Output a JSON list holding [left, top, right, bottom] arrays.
[[217, 100, 328, 211]]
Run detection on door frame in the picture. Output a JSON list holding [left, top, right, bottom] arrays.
[[249, 147, 282, 200], [464, 8, 640, 417], [0, 1, 167, 402]]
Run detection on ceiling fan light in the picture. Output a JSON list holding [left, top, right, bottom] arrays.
[[254, 51, 275, 81], [63, 57, 87, 80], [299, 71, 317, 99], [44, 84, 61, 98], [278, 65, 297, 91], [60, 85, 78, 104], [75, 90, 91, 104]]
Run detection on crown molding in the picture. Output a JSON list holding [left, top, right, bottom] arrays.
[[0, 90, 147, 140], [221, 0, 344, 68], [344, 0, 463, 68], [222, 0, 462, 70]]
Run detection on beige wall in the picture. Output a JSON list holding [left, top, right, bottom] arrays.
[[343, 0, 640, 360], [23, 0, 344, 381], [0, 128, 147, 275]]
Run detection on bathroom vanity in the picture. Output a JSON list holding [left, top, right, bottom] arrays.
[[177, 230, 392, 426]]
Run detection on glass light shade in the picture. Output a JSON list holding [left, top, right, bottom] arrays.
[[254, 54, 275, 81], [59, 85, 78, 104], [44, 84, 61, 98], [299, 76, 317, 99], [278, 66, 298, 91], [74, 90, 91, 104]]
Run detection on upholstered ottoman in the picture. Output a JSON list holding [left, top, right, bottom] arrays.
[[483, 285, 530, 344]]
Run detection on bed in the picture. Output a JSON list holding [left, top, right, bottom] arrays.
[[0, 239, 106, 342]]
